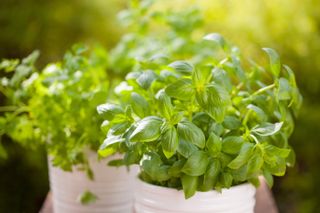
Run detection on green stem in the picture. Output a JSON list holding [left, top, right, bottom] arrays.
[[252, 83, 275, 96]]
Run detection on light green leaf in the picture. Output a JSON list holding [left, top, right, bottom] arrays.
[[177, 139, 198, 158], [77, 191, 98, 205], [247, 149, 264, 176], [165, 78, 194, 101], [221, 136, 245, 154], [203, 33, 226, 48], [131, 92, 150, 117], [97, 103, 124, 121], [263, 170, 274, 188], [262, 48, 281, 77], [177, 120, 205, 148], [206, 132, 222, 157], [251, 122, 283, 137], [169, 61, 193, 75], [182, 151, 209, 176], [181, 175, 198, 199], [277, 78, 291, 101], [222, 116, 241, 130], [136, 70, 157, 89], [228, 143, 254, 169], [155, 89, 173, 119], [202, 160, 221, 191], [161, 126, 179, 158], [130, 116, 163, 142]]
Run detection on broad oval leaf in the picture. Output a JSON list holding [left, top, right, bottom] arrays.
[[130, 116, 163, 142], [155, 89, 173, 119], [131, 92, 150, 118], [177, 139, 198, 158], [161, 126, 179, 158], [97, 103, 124, 120], [206, 132, 222, 157], [181, 175, 198, 199], [228, 143, 254, 169], [251, 122, 283, 137], [221, 136, 245, 154], [165, 78, 194, 101], [182, 151, 209, 176], [177, 120, 205, 148], [203, 33, 226, 48], [262, 47, 281, 77], [168, 61, 193, 75]]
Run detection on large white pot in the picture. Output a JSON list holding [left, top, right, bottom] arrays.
[[48, 153, 138, 213], [134, 178, 256, 213]]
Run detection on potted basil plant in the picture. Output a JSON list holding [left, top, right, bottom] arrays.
[[0, 45, 136, 213], [97, 34, 302, 213]]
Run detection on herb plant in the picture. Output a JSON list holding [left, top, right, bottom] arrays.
[[97, 34, 302, 199], [0, 45, 109, 176]]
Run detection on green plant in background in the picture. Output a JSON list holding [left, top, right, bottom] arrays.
[[97, 33, 302, 198], [0, 45, 109, 175]]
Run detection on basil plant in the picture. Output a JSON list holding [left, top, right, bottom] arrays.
[[0, 45, 109, 177], [97, 34, 302, 198]]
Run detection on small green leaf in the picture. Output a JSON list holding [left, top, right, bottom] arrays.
[[262, 48, 281, 77], [136, 70, 157, 89], [247, 149, 264, 176], [168, 61, 193, 75], [251, 122, 283, 137], [222, 136, 245, 154], [220, 172, 233, 188], [155, 89, 174, 119], [263, 170, 274, 188], [99, 135, 125, 150], [247, 104, 268, 122], [168, 159, 186, 178], [203, 33, 226, 48], [181, 175, 198, 199], [182, 151, 209, 176], [131, 92, 150, 117], [228, 143, 254, 169], [206, 132, 222, 157], [161, 126, 179, 158], [262, 143, 291, 158], [77, 191, 97, 205], [177, 120, 205, 148], [130, 116, 163, 142], [222, 116, 241, 130], [97, 103, 124, 121], [202, 160, 221, 190], [177, 139, 198, 158], [165, 79, 194, 101]]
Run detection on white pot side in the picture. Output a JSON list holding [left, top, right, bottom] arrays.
[[48, 153, 138, 213], [134, 178, 256, 213]]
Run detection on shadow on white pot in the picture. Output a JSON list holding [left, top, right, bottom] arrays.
[[48, 153, 138, 213], [134, 177, 256, 213]]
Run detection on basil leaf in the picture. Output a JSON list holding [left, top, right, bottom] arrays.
[[203, 33, 226, 48], [97, 103, 124, 120], [169, 61, 193, 75], [202, 160, 221, 191], [130, 116, 163, 142], [182, 151, 209, 176], [155, 89, 173, 119], [165, 78, 194, 101], [131, 92, 150, 117], [222, 115, 241, 130], [161, 126, 179, 158], [206, 132, 222, 157], [136, 70, 157, 89], [177, 120, 205, 148], [262, 47, 281, 77], [251, 122, 283, 137], [77, 191, 97, 205], [168, 159, 186, 178], [228, 143, 254, 169], [99, 135, 124, 151], [247, 149, 264, 176], [181, 174, 198, 199], [177, 139, 198, 158], [221, 136, 245, 154]]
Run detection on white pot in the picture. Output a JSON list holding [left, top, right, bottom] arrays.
[[134, 178, 256, 213], [48, 153, 138, 213]]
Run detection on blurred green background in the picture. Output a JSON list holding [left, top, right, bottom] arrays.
[[0, 0, 319, 212]]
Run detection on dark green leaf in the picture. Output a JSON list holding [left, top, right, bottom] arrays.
[[177, 139, 198, 158], [221, 136, 245, 154], [228, 143, 254, 169], [161, 126, 179, 158], [202, 160, 221, 191], [177, 120, 205, 148], [222, 116, 241, 130], [206, 132, 222, 157], [182, 151, 209, 176], [130, 116, 163, 142]]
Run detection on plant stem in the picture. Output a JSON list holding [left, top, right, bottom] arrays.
[[252, 83, 275, 96]]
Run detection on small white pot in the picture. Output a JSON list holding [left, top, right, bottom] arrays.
[[48, 153, 138, 213], [134, 178, 256, 213]]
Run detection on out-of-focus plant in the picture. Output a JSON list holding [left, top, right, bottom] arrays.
[[0, 45, 109, 176]]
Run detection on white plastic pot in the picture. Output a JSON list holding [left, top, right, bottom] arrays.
[[48, 153, 138, 213], [134, 178, 256, 213]]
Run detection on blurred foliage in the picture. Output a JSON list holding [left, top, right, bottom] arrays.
[[0, 0, 319, 212]]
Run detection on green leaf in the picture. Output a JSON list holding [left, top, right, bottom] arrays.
[[165, 78, 194, 101], [247, 104, 268, 122], [203, 33, 226, 48], [141, 153, 170, 182], [221, 136, 245, 154], [131, 92, 150, 117], [168, 159, 186, 178], [262, 143, 291, 158], [161, 126, 179, 158], [262, 48, 281, 77], [130, 116, 163, 142], [251, 122, 283, 137], [97, 103, 124, 121], [177, 120, 205, 148], [181, 175, 198, 199], [168, 61, 193, 75], [247, 149, 264, 176], [277, 77, 291, 101], [136, 70, 157, 90], [228, 143, 254, 169], [202, 160, 221, 191], [196, 83, 230, 123], [77, 191, 98, 205], [220, 172, 233, 188], [222, 116, 241, 130], [206, 132, 222, 157], [99, 135, 125, 150], [182, 151, 209, 176], [155, 89, 173, 119], [263, 170, 274, 188], [177, 139, 198, 158]]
